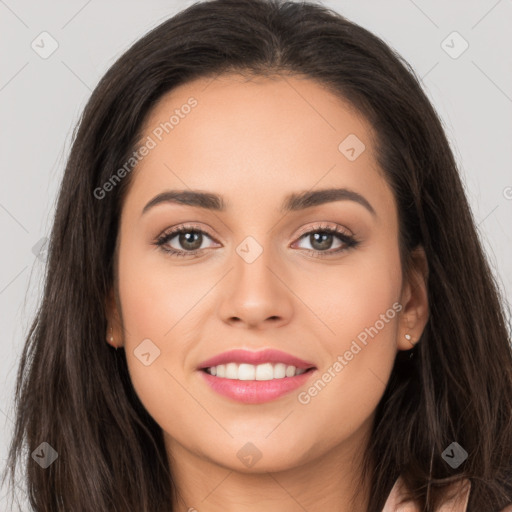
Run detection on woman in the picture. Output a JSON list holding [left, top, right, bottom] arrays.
[[3, 0, 512, 510]]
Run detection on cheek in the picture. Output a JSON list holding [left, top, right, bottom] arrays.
[[296, 245, 402, 420], [118, 238, 212, 343], [116, 242, 209, 423], [309, 239, 401, 347], [327, 261, 401, 353]]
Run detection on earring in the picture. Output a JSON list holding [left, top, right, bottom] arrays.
[[404, 333, 416, 360], [109, 326, 118, 350], [405, 333, 417, 348]]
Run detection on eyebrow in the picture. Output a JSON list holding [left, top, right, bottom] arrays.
[[141, 187, 376, 217]]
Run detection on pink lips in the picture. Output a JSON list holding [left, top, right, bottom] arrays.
[[197, 348, 317, 404]]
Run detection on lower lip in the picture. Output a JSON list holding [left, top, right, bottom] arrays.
[[198, 369, 316, 404]]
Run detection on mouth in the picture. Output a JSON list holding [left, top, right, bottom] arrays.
[[197, 349, 317, 404]]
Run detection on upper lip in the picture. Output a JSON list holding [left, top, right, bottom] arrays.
[[197, 349, 316, 370]]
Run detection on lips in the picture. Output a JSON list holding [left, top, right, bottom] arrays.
[[197, 348, 317, 404]]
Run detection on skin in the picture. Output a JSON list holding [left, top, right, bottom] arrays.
[[106, 73, 429, 512]]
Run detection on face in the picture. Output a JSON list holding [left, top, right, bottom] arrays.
[[107, 73, 427, 475]]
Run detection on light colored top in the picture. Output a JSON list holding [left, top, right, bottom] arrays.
[[383, 475, 512, 511]]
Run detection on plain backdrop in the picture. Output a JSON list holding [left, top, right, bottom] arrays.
[[1, 0, 511, 508]]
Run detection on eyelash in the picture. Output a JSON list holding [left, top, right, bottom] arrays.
[[153, 223, 360, 259]]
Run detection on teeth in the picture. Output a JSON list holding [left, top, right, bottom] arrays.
[[226, 362, 238, 379], [238, 363, 255, 380], [205, 362, 309, 380], [285, 365, 296, 377], [256, 363, 273, 380], [273, 363, 286, 379]]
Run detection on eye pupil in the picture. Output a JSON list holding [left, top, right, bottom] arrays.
[[310, 232, 333, 251]]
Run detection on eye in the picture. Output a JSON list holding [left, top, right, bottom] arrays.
[[292, 223, 359, 258], [153, 224, 219, 257], [153, 222, 360, 259]]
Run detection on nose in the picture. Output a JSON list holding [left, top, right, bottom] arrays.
[[217, 241, 294, 330]]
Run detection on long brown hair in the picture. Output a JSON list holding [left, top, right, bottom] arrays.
[[3, 0, 511, 510]]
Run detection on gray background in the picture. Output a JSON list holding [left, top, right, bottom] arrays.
[[1, 0, 511, 508]]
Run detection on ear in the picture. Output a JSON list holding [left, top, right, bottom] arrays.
[[397, 245, 429, 351], [105, 286, 123, 349]]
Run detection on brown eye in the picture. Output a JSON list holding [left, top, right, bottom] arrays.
[[296, 230, 343, 252], [294, 226, 358, 256], [307, 232, 337, 251], [175, 231, 203, 251], [155, 226, 218, 257]]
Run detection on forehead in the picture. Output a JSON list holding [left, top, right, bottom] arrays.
[[123, 73, 393, 220]]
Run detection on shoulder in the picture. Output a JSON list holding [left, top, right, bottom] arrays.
[[382, 475, 471, 512]]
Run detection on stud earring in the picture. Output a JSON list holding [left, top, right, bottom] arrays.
[[405, 333, 416, 348], [108, 326, 118, 350], [404, 333, 417, 360]]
